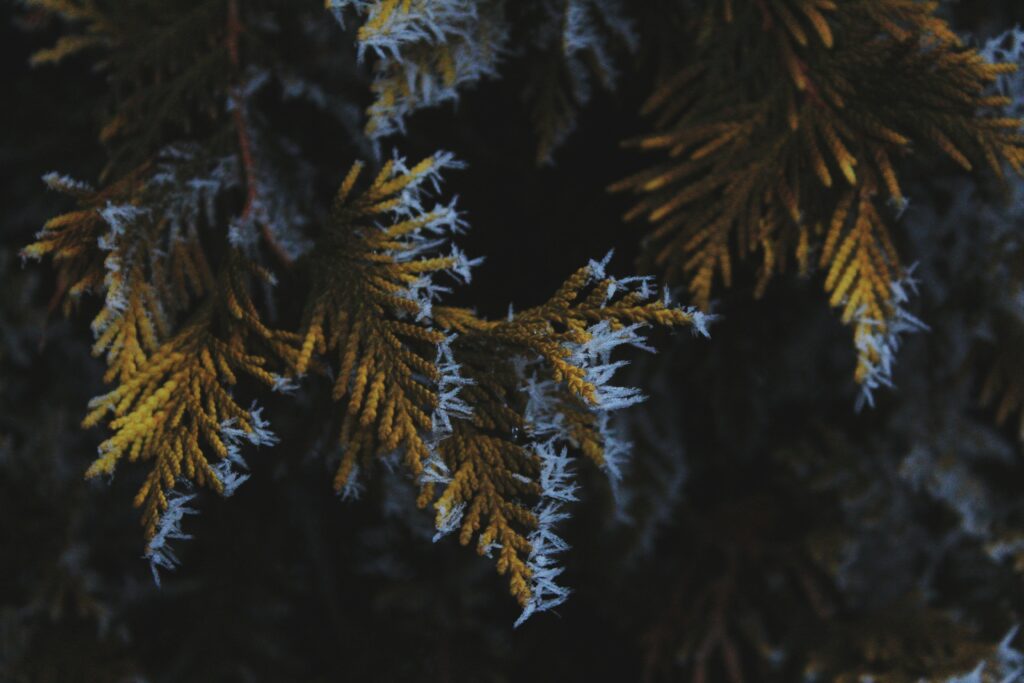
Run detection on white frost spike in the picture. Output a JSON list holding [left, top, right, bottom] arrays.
[[217, 404, 278, 496], [597, 413, 629, 483], [585, 250, 657, 306], [537, 442, 580, 503], [150, 145, 240, 244], [520, 368, 571, 443], [900, 445, 992, 537], [684, 306, 715, 338], [571, 321, 652, 411], [42, 171, 94, 196], [380, 152, 479, 325], [93, 203, 152, 320], [420, 454, 453, 486], [99, 203, 148, 237], [211, 453, 250, 498], [332, 0, 508, 138], [146, 400, 277, 587], [432, 501, 466, 543], [996, 626, 1024, 680], [943, 626, 1024, 683], [224, 73, 315, 260], [145, 489, 197, 587], [512, 255, 701, 624], [987, 537, 1024, 566], [432, 336, 474, 434], [515, 440, 577, 628], [271, 374, 300, 394], [448, 245, 484, 284], [86, 144, 244, 339], [588, 249, 614, 281], [531, 0, 638, 160], [339, 464, 364, 501], [855, 266, 929, 410]]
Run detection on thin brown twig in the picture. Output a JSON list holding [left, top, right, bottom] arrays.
[[226, 0, 293, 269]]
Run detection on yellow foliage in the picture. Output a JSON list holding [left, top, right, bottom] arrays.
[[24, 165, 215, 387], [22, 169, 150, 313], [293, 155, 701, 609], [426, 261, 699, 608], [25, 0, 109, 66], [334, 0, 506, 138], [613, 0, 1024, 389], [295, 154, 465, 490], [83, 255, 287, 541]]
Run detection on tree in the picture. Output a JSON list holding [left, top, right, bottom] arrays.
[[5, 0, 1024, 680]]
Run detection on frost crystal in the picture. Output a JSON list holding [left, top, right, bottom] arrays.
[[505, 255, 711, 623], [331, 0, 508, 139], [93, 203, 151, 319], [144, 489, 197, 587], [559, 0, 637, 92], [381, 152, 482, 323], [149, 143, 241, 244], [945, 627, 1024, 683], [218, 405, 277, 497], [530, 0, 638, 160], [683, 306, 714, 338], [145, 406, 276, 585], [515, 440, 578, 627], [431, 336, 474, 434], [420, 453, 453, 486], [85, 144, 246, 339], [983, 28, 1024, 121], [570, 321, 650, 410], [271, 374, 300, 394], [339, 463, 365, 501], [432, 501, 466, 543], [226, 68, 315, 260], [41, 171, 94, 196], [855, 268, 930, 410]]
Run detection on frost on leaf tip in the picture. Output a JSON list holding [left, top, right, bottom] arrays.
[[145, 489, 196, 587], [422, 254, 700, 623], [854, 268, 929, 410], [81, 255, 285, 542], [527, 0, 638, 164], [293, 152, 478, 494], [331, 0, 508, 139], [613, 0, 1023, 397]]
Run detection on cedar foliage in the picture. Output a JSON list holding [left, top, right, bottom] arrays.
[[6, 0, 1024, 680]]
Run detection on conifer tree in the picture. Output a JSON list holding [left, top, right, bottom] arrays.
[[6, 0, 1024, 680]]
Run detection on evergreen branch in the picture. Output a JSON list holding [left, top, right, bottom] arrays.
[[614, 0, 1024, 396], [427, 255, 705, 622], [293, 152, 475, 491], [82, 254, 284, 543]]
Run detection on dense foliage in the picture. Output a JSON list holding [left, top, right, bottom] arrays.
[[5, 0, 1024, 680]]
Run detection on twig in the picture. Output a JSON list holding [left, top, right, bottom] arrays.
[[226, 0, 293, 269]]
